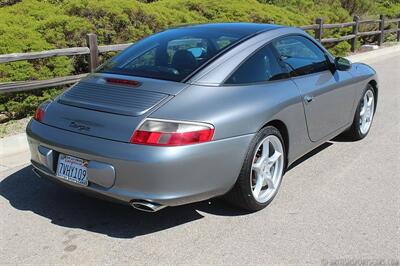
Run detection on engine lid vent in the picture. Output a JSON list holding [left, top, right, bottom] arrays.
[[59, 81, 168, 116]]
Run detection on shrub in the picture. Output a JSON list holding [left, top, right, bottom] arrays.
[[328, 41, 352, 57], [1, 88, 64, 119]]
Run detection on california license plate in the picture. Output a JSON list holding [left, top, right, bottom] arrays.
[[56, 154, 88, 186]]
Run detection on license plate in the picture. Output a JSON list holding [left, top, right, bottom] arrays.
[[56, 154, 88, 186]]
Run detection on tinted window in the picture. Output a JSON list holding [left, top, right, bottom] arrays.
[[272, 35, 329, 76], [98, 27, 262, 82], [215, 36, 237, 49], [225, 45, 288, 84]]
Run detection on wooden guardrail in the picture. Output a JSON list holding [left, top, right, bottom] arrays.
[[299, 15, 400, 47], [0, 15, 399, 94]]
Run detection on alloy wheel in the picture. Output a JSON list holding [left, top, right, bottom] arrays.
[[250, 135, 284, 203], [359, 90, 375, 135]]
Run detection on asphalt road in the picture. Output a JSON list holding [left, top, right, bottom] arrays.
[[1, 51, 399, 265]]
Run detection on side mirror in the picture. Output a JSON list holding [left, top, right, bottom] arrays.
[[334, 57, 352, 71]]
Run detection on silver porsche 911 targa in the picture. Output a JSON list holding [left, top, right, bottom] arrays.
[[27, 23, 378, 212]]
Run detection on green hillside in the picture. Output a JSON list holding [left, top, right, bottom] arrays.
[[0, 0, 399, 121]]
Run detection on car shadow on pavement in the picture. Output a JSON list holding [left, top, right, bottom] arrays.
[[287, 142, 333, 171], [1, 141, 336, 239], [0, 165, 249, 239]]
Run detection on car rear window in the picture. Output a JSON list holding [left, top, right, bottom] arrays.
[[98, 27, 257, 82]]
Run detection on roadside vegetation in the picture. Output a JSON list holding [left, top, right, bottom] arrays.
[[0, 0, 399, 125]]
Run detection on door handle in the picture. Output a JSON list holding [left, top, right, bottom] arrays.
[[304, 95, 315, 103]]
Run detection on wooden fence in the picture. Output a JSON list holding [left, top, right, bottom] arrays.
[[0, 15, 399, 94]]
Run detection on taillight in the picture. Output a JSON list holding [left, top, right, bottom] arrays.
[[33, 100, 51, 122], [130, 119, 214, 146], [34, 107, 44, 122]]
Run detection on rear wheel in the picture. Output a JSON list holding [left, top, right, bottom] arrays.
[[345, 85, 375, 140], [226, 126, 286, 211]]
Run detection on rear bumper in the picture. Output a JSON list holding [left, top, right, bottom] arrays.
[[27, 120, 253, 206]]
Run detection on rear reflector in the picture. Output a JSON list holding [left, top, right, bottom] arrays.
[[106, 78, 141, 87], [130, 119, 214, 146]]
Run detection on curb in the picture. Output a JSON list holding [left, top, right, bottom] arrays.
[[346, 44, 400, 63], [0, 132, 28, 158]]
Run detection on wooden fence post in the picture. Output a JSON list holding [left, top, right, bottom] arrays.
[[397, 20, 400, 42], [86, 33, 99, 72], [315, 18, 323, 42], [378, 15, 385, 46], [351, 15, 360, 52]]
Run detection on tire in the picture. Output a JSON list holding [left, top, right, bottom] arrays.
[[225, 126, 286, 211], [345, 84, 376, 141]]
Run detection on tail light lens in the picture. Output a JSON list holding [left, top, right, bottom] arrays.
[[34, 107, 45, 122], [33, 100, 51, 122], [130, 119, 214, 146]]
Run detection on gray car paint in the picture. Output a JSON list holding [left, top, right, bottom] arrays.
[[40, 74, 190, 142], [291, 69, 357, 142], [26, 25, 378, 207]]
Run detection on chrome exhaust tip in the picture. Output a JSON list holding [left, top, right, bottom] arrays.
[[130, 200, 166, 212]]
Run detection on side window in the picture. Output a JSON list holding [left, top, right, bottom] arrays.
[[225, 44, 288, 85], [272, 35, 329, 77]]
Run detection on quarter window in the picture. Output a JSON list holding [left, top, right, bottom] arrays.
[[272, 35, 330, 77], [225, 44, 288, 85]]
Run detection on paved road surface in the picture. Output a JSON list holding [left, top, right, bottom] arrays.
[[1, 50, 399, 265]]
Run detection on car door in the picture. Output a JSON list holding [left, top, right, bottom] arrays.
[[272, 35, 356, 142]]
